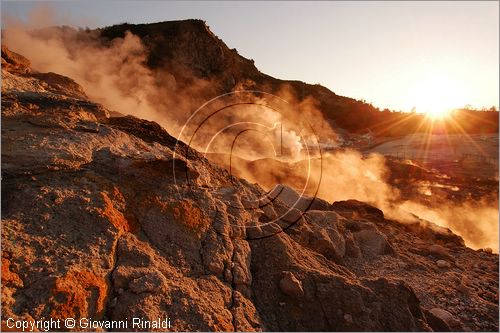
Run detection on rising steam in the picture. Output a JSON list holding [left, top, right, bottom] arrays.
[[3, 7, 498, 252]]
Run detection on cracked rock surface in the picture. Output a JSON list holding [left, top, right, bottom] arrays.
[[1, 47, 498, 332]]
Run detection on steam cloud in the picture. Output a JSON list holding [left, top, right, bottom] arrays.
[[3, 10, 219, 138], [3, 8, 498, 252]]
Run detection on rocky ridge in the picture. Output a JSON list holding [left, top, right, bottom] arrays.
[[1, 47, 498, 331], [95, 20, 498, 135]]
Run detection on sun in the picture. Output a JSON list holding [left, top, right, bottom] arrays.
[[423, 107, 450, 120], [405, 73, 466, 120]]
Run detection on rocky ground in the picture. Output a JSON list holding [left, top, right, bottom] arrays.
[[1, 46, 499, 331]]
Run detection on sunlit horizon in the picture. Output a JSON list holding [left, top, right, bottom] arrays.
[[1, 1, 499, 113]]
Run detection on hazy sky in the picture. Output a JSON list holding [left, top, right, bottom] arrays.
[[2, 1, 499, 112]]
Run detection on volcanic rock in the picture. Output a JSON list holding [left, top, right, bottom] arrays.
[[279, 271, 304, 299], [436, 260, 451, 268], [428, 308, 462, 330], [1, 45, 498, 332]]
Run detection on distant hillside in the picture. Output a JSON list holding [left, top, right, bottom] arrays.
[[96, 20, 352, 131], [95, 20, 498, 136]]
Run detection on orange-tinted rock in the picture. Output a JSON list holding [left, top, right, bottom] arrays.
[[50, 270, 108, 320], [1, 257, 23, 288], [171, 199, 208, 233], [99, 190, 139, 233]]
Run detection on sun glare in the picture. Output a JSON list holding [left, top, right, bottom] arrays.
[[405, 73, 466, 120], [424, 108, 450, 120]]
